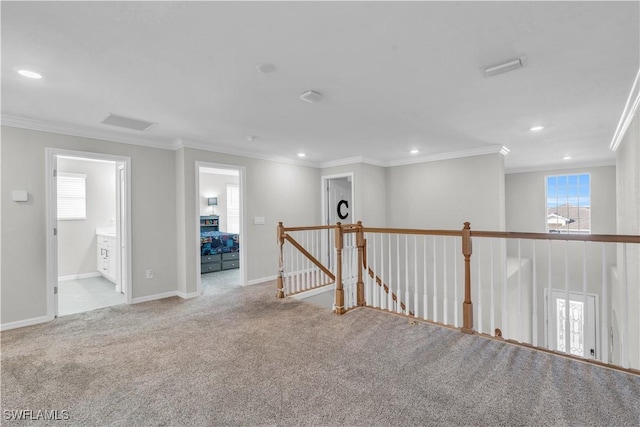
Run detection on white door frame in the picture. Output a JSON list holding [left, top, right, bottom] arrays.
[[321, 172, 355, 226], [45, 148, 133, 318], [195, 161, 247, 295]]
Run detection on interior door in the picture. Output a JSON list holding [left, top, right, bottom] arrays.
[[548, 290, 597, 359], [325, 177, 353, 269]]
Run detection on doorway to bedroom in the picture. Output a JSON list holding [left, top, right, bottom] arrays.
[[196, 163, 245, 296]]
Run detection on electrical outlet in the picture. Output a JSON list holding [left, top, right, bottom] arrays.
[[146, 269, 153, 279]]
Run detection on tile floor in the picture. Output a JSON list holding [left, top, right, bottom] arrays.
[[58, 276, 125, 316]]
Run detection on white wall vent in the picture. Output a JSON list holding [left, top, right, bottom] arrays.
[[101, 113, 156, 131]]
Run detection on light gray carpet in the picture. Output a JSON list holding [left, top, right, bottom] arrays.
[[201, 269, 241, 296], [2, 281, 639, 426], [58, 276, 125, 316]]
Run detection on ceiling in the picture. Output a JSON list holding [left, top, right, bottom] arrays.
[[2, 1, 639, 172]]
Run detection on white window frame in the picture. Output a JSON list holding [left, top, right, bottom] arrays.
[[57, 172, 87, 220], [545, 173, 591, 234]]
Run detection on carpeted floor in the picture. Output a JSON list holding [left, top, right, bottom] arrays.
[[1, 281, 639, 426]]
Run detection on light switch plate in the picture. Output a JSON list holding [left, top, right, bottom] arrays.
[[12, 190, 28, 202]]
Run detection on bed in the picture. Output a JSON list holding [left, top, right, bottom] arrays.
[[200, 230, 240, 256]]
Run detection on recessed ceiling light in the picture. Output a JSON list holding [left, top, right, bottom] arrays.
[[246, 135, 257, 142], [563, 156, 572, 160], [410, 149, 419, 155], [530, 125, 544, 132], [16, 68, 43, 79], [297, 153, 306, 158]]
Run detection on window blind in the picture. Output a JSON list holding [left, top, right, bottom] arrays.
[[57, 172, 87, 220]]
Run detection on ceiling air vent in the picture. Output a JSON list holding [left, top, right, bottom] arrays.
[[101, 113, 156, 131], [299, 90, 323, 103]]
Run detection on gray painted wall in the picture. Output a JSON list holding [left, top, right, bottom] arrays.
[[386, 153, 506, 230], [1, 126, 177, 324], [57, 157, 116, 277], [615, 110, 640, 369], [199, 171, 239, 232]]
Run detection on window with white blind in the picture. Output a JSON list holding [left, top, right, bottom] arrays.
[[57, 172, 87, 220], [226, 184, 240, 233]]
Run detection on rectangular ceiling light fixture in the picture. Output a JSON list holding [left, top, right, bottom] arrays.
[[483, 58, 523, 78], [101, 113, 156, 131]]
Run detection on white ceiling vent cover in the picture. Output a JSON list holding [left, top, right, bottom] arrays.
[[299, 90, 323, 103], [101, 113, 156, 131]]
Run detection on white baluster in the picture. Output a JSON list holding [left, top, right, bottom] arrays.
[[502, 238, 508, 340], [433, 237, 438, 323], [622, 243, 629, 369], [477, 240, 482, 334], [405, 235, 410, 316], [490, 239, 495, 336], [532, 240, 538, 348], [518, 239, 522, 342], [454, 238, 458, 328], [414, 235, 419, 318], [397, 234, 402, 314], [564, 241, 570, 355], [423, 235, 428, 321], [600, 243, 608, 363], [388, 234, 393, 311], [443, 237, 448, 325]]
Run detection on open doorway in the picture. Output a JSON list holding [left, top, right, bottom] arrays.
[[46, 149, 132, 318], [196, 162, 246, 296]]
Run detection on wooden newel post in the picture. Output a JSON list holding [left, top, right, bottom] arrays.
[[356, 221, 366, 307], [461, 222, 473, 333], [334, 222, 345, 314], [276, 222, 285, 299]]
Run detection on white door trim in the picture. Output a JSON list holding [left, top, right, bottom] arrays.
[[195, 161, 247, 296], [321, 172, 355, 226], [45, 148, 133, 319]]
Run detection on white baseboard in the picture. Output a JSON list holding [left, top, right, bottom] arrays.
[[1, 314, 54, 331], [177, 291, 199, 299], [291, 284, 334, 299], [131, 291, 178, 304], [58, 272, 102, 282], [246, 275, 278, 286]]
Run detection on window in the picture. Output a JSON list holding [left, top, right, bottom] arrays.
[[57, 172, 87, 220], [226, 184, 239, 234], [546, 173, 590, 234]]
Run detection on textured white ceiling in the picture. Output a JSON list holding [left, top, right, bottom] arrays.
[[2, 1, 638, 171]]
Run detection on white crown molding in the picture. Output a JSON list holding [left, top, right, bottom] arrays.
[[173, 137, 320, 168], [1, 114, 175, 150], [505, 159, 616, 175], [610, 67, 640, 152], [386, 145, 504, 167], [319, 156, 387, 169]]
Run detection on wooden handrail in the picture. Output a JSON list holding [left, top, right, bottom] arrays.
[[363, 227, 463, 237], [283, 234, 336, 281], [470, 230, 640, 244], [281, 224, 337, 232]]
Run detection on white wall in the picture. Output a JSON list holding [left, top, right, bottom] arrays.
[[1, 126, 177, 325], [615, 109, 640, 370], [198, 171, 239, 232], [57, 157, 116, 277], [320, 162, 388, 227], [505, 165, 617, 354], [386, 153, 506, 230]]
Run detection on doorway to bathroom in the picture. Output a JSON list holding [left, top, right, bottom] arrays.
[[46, 148, 132, 317]]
